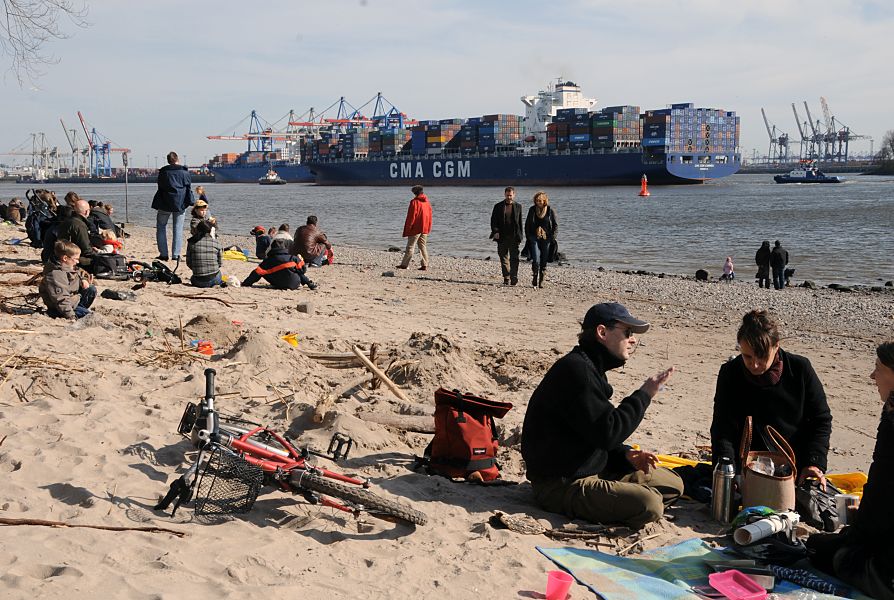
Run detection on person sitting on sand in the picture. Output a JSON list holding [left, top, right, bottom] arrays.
[[56, 200, 97, 270], [710, 309, 832, 487], [250, 225, 272, 259], [720, 256, 735, 282], [39, 240, 97, 320], [272, 223, 293, 243], [291, 215, 333, 267], [806, 341, 894, 600], [185, 219, 223, 288], [189, 199, 215, 237], [521, 302, 682, 529], [5, 197, 24, 224], [241, 239, 316, 290], [97, 229, 123, 254], [196, 185, 208, 203]]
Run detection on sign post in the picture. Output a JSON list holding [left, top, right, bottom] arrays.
[[122, 152, 129, 223]]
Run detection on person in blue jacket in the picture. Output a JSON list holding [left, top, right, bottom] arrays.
[[152, 151, 194, 261], [241, 239, 317, 290]]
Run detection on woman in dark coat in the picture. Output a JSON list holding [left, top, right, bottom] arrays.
[[754, 240, 771, 289], [710, 310, 832, 485], [524, 191, 558, 289], [806, 342, 894, 600]]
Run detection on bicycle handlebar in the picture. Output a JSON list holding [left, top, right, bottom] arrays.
[[204, 368, 216, 402]]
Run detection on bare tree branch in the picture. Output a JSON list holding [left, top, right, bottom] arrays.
[[1, 0, 89, 84]]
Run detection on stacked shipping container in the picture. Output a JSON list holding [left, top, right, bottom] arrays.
[[642, 103, 739, 156]]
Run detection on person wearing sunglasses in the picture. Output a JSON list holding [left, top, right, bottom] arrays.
[[521, 302, 681, 528]]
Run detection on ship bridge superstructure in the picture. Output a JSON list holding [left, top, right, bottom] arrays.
[[521, 80, 597, 146]]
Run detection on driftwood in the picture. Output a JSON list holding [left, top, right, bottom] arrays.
[[337, 374, 375, 398], [164, 293, 257, 308], [0, 329, 37, 334], [351, 345, 409, 402], [359, 411, 434, 433], [0, 517, 187, 538]]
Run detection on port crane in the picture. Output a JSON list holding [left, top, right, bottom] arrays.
[[60, 119, 89, 176], [819, 97, 872, 162], [790, 103, 813, 160], [77, 111, 130, 177], [760, 108, 789, 163]]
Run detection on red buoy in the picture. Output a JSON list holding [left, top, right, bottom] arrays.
[[638, 174, 650, 197]]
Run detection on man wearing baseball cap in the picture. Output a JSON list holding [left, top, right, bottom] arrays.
[[521, 302, 683, 528]]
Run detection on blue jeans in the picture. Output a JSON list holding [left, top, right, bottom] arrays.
[[307, 253, 325, 267], [48, 284, 96, 319], [156, 210, 186, 258], [529, 238, 551, 271], [191, 272, 222, 288]]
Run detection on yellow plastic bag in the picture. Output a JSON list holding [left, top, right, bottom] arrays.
[[826, 472, 868, 498], [281, 333, 299, 348], [223, 249, 248, 262]]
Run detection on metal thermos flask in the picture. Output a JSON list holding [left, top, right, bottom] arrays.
[[711, 457, 736, 523]]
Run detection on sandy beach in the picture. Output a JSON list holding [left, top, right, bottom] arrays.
[[0, 221, 892, 599]]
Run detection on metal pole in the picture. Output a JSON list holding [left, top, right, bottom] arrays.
[[122, 152, 130, 223]]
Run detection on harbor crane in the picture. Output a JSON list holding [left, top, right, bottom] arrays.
[[791, 103, 813, 160], [760, 108, 789, 163], [60, 119, 89, 176], [802, 102, 824, 160], [818, 97, 872, 162], [77, 111, 130, 177]]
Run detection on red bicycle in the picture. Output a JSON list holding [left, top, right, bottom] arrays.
[[155, 368, 427, 526]]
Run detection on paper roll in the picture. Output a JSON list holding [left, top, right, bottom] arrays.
[[733, 515, 787, 545]]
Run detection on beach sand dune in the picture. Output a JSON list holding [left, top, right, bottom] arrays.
[[0, 224, 890, 598]]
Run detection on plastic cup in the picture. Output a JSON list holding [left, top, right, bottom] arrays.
[[546, 570, 573, 600]]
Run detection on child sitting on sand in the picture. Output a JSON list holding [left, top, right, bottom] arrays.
[[241, 239, 316, 290], [250, 225, 272, 259], [97, 229, 123, 254], [39, 240, 97, 320], [190, 200, 215, 237], [721, 256, 735, 281], [186, 220, 223, 288]]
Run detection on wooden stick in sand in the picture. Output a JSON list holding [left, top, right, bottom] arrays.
[[351, 345, 409, 403], [0, 517, 187, 538], [313, 394, 334, 423]]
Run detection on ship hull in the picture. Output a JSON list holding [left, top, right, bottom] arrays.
[[306, 151, 740, 186], [209, 163, 313, 184]]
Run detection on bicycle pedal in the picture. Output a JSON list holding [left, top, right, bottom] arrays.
[[327, 432, 354, 461]]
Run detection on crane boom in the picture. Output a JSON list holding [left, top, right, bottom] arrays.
[[760, 108, 774, 140], [791, 104, 806, 139], [60, 119, 77, 151], [803, 102, 819, 136], [820, 97, 833, 132], [77, 111, 94, 149]]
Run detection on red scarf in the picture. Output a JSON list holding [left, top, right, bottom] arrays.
[[742, 349, 784, 387]]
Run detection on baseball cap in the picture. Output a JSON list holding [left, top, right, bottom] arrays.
[[195, 199, 208, 208], [582, 302, 650, 334], [250, 225, 265, 235]]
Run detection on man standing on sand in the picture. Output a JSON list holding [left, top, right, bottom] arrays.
[[770, 240, 789, 290], [521, 302, 684, 529], [397, 185, 432, 271], [152, 151, 194, 262], [490, 186, 523, 285]]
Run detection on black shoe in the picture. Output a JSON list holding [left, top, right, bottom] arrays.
[[538, 270, 545, 288], [510, 278, 518, 286], [306, 281, 317, 290], [155, 255, 169, 261], [418, 265, 427, 271], [503, 277, 510, 285], [532, 274, 538, 287], [396, 265, 408, 270]]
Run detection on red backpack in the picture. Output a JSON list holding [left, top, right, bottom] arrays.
[[421, 388, 513, 481]]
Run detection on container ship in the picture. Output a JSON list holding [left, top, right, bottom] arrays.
[[208, 81, 741, 186]]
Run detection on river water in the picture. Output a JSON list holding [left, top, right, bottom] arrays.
[[3, 174, 892, 286]]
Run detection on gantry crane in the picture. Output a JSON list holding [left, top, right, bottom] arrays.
[[791, 103, 812, 160], [761, 108, 789, 163], [77, 111, 130, 177]]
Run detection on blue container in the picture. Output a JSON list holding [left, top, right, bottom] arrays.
[[642, 138, 666, 147], [569, 134, 591, 142]]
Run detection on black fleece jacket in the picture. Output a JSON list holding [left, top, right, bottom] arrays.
[[521, 340, 650, 482], [851, 407, 894, 568], [710, 349, 832, 472]]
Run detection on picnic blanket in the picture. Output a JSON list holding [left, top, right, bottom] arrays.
[[537, 538, 869, 600]]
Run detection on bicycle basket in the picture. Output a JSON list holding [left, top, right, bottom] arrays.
[[194, 447, 263, 516]]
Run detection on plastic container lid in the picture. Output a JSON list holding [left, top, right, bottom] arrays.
[[707, 570, 767, 600]]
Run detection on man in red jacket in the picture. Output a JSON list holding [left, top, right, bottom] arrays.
[[397, 185, 432, 271]]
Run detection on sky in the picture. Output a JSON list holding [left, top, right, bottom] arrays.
[[1, 0, 892, 168]]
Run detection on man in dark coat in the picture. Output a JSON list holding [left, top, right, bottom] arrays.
[[55, 200, 95, 269], [770, 240, 789, 290], [754, 240, 771, 289], [521, 302, 682, 528], [490, 186, 524, 285], [152, 151, 194, 261], [291, 215, 332, 267]]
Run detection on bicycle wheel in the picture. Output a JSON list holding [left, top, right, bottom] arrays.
[[292, 471, 427, 526]]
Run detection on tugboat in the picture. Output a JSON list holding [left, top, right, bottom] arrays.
[[258, 168, 287, 185], [774, 162, 843, 184]]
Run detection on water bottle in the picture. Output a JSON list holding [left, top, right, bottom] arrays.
[[712, 456, 736, 523]]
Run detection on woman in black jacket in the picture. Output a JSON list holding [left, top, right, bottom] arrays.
[[806, 342, 894, 600], [241, 239, 316, 290], [710, 310, 832, 485], [524, 191, 558, 289]]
